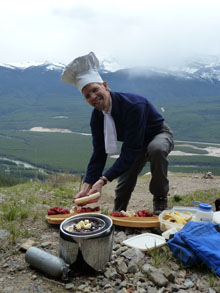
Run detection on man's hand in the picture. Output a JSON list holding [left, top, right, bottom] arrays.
[[74, 182, 92, 205], [74, 179, 105, 205], [74, 192, 100, 205], [85, 179, 105, 203]]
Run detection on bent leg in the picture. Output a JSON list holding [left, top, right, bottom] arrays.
[[113, 148, 148, 211], [147, 128, 174, 214]]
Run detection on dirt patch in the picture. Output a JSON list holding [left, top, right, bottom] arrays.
[[99, 172, 220, 212]]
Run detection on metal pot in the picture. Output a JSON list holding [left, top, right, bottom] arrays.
[[59, 213, 114, 271]]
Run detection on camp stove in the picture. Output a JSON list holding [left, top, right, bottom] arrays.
[[59, 213, 114, 271]]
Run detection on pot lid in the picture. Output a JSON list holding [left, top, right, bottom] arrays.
[[63, 216, 105, 236], [60, 213, 113, 239]]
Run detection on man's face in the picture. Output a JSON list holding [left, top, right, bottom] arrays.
[[82, 82, 110, 111]]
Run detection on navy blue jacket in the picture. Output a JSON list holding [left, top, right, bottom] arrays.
[[84, 91, 164, 183]]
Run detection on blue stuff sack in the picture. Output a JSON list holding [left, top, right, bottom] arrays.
[[168, 221, 220, 276], [168, 221, 201, 266]]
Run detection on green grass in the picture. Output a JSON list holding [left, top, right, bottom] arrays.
[[0, 175, 80, 246], [169, 189, 220, 208], [0, 130, 117, 175], [0, 128, 220, 186], [168, 155, 220, 176], [149, 245, 173, 268]]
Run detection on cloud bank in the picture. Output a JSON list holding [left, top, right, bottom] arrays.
[[1, 0, 220, 68]]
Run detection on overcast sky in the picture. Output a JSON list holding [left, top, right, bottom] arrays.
[[1, 0, 220, 68]]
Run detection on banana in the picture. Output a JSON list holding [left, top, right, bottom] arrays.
[[162, 211, 192, 225], [74, 192, 100, 205], [121, 210, 136, 217], [75, 220, 91, 230]]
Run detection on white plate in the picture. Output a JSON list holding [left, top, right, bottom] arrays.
[[123, 233, 166, 251]]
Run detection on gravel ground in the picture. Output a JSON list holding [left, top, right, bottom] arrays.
[[1, 172, 220, 292]]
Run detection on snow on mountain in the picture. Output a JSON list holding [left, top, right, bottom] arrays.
[[43, 62, 66, 71], [0, 57, 120, 73], [0, 61, 65, 71], [115, 54, 219, 82], [172, 55, 220, 81], [0, 63, 16, 69], [0, 61, 42, 69], [1, 55, 220, 82], [126, 55, 220, 82]]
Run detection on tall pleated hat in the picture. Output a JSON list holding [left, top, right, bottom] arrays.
[[61, 52, 103, 92]]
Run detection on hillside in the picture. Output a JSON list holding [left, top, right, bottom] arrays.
[[1, 172, 220, 292], [0, 59, 220, 141], [0, 57, 220, 177]]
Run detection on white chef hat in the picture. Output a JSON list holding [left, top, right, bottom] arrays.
[[61, 52, 103, 93]]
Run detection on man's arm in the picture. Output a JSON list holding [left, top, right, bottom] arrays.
[[84, 110, 107, 183]]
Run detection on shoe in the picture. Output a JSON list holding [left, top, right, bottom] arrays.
[[153, 195, 168, 215]]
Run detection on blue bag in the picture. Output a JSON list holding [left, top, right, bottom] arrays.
[[168, 221, 202, 266], [168, 221, 220, 276]]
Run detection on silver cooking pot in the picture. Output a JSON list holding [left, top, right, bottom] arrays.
[[59, 213, 114, 271]]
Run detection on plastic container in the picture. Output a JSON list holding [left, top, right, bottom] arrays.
[[193, 201, 213, 222], [213, 211, 220, 224], [162, 227, 178, 240], [172, 206, 197, 217], [159, 208, 193, 232]]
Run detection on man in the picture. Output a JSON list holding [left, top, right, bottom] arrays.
[[61, 52, 174, 215]]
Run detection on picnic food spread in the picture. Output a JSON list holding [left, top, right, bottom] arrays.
[[46, 206, 159, 227], [70, 206, 100, 214], [110, 210, 154, 217], [46, 193, 158, 227]]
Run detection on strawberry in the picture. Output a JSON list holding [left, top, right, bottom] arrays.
[[61, 209, 70, 214], [76, 206, 100, 213], [48, 210, 56, 215], [48, 206, 70, 215], [110, 212, 126, 217], [93, 206, 100, 211], [135, 210, 154, 217]]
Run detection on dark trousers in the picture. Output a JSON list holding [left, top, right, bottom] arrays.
[[113, 123, 174, 211]]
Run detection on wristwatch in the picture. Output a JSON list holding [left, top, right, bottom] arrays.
[[99, 176, 108, 185]]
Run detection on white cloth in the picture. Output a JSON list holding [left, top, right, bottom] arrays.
[[61, 52, 103, 92], [102, 104, 117, 154]]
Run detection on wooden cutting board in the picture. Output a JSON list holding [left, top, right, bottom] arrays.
[[109, 215, 160, 228], [46, 211, 102, 225], [45, 213, 75, 225], [46, 213, 159, 227]]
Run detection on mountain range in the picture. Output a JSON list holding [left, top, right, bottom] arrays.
[[0, 55, 220, 143], [1, 55, 220, 99]]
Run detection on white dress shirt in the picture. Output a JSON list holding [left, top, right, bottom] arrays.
[[102, 99, 117, 154]]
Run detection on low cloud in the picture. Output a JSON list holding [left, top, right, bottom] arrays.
[[1, 0, 220, 67]]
